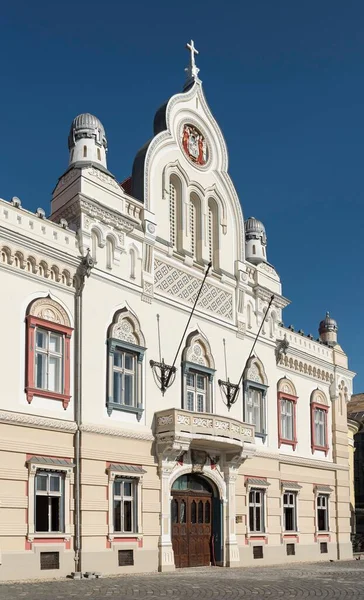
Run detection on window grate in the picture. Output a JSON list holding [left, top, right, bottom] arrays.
[[40, 551, 60, 570], [286, 543, 295, 556], [253, 545, 263, 559], [118, 549, 134, 566], [320, 542, 328, 554]]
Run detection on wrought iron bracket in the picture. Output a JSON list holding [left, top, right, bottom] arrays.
[[150, 359, 177, 396], [218, 378, 240, 411]]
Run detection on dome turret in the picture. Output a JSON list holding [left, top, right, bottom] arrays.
[[68, 113, 108, 168], [245, 217, 267, 264], [319, 312, 338, 346]]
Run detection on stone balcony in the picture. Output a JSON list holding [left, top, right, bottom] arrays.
[[155, 408, 255, 455]]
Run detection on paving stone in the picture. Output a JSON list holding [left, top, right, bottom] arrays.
[[2, 561, 364, 599]]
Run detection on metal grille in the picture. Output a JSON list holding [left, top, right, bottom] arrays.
[[40, 551, 60, 570], [320, 542, 328, 554], [118, 549, 134, 566], [286, 543, 295, 556], [253, 545, 263, 559]]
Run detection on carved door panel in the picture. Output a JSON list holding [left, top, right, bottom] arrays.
[[172, 492, 212, 568], [171, 496, 188, 568]]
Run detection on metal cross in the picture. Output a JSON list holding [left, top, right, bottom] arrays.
[[186, 40, 199, 70]]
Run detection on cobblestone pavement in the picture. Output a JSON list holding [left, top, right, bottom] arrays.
[[2, 561, 364, 599]]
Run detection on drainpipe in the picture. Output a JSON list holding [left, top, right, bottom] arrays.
[[73, 250, 94, 576]]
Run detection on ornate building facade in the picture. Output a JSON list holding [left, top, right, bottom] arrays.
[[0, 42, 355, 580]]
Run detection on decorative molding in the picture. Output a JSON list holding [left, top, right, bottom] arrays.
[[0, 410, 76, 432], [182, 330, 215, 369], [28, 297, 71, 327], [278, 353, 334, 384], [254, 285, 290, 309], [0, 242, 74, 288], [109, 307, 145, 347], [154, 259, 233, 320], [254, 449, 348, 471], [80, 423, 154, 441], [87, 167, 121, 190]]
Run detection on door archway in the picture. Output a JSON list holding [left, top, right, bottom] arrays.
[[171, 473, 221, 568]]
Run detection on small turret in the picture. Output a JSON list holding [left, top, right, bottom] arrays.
[[68, 113, 108, 169], [245, 217, 267, 265], [319, 312, 338, 347]]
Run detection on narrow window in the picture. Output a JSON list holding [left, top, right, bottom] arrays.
[[190, 200, 196, 259], [83, 145, 87, 158], [70, 149, 74, 162], [169, 181, 176, 248], [317, 494, 329, 531], [249, 488, 265, 532], [113, 350, 136, 407], [283, 492, 297, 531], [208, 206, 213, 263], [91, 231, 98, 261], [207, 198, 219, 269], [246, 387, 263, 433], [281, 398, 294, 441], [314, 408, 326, 447], [106, 238, 114, 269], [185, 371, 208, 413], [130, 249, 136, 280], [97, 148, 101, 160], [35, 471, 64, 533], [252, 245, 256, 255], [35, 328, 64, 393], [113, 478, 136, 533]]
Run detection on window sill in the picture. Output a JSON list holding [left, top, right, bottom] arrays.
[[108, 533, 142, 540], [26, 387, 71, 409], [28, 533, 69, 542], [279, 438, 297, 450], [311, 444, 329, 456], [255, 432, 267, 442], [107, 401, 144, 421]]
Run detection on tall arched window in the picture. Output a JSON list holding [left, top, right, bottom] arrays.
[[107, 308, 146, 419], [182, 330, 215, 413], [130, 248, 136, 280], [83, 145, 87, 158], [91, 230, 100, 261], [25, 297, 73, 409], [189, 192, 202, 261], [169, 175, 183, 252], [106, 236, 115, 270], [207, 198, 219, 269], [243, 357, 268, 438]]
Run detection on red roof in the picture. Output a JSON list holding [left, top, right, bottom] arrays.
[[120, 176, 132, 195]]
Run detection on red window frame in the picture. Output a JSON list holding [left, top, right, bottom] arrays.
[[310, 402, 329, 456], [25, 315, 72, 409], [277, 391, 298, 450]]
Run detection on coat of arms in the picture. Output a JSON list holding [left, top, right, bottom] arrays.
[[182, 124, 208, 166]]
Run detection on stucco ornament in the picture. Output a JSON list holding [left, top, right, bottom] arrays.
[[28, 298, 71, 327]]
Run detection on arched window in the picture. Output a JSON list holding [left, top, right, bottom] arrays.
[[91, 230, 100, 261], [247, 303, 253, 329], [97, 148, 101, 161], [189, 193, 202, 261], [107, 308, 146, 419], [106, 236, 115, 270], [243, 357, 268, 437], [169, 175, 183, 252], [277, 378, 298, 449], [25, 297, 72, 409], [207, 198, 219, 269], [252, 245, 256, 255], [310, 389, 329, 455], [83, 145, 87, 158], [130, 248, 136, 280], [182, 330, 215, 413]]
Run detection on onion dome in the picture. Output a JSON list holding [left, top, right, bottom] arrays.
[[68, 113, 107, 151], [319, 312, 338, 335], [245, 217, 265, 235]]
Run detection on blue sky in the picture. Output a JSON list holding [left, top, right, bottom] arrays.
[[1, 0, 363, 390]]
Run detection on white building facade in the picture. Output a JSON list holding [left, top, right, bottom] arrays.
[[0, 43, 355, 579]]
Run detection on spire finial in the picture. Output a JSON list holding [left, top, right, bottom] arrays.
[[184, 40, 200, 87]]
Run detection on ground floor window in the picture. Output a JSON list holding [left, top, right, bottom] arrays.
[[113, 478, 137, 533], [35, 471, 64, 533], [317, 494, 329, 531], [249, 488, 265, 532], [283, 492, 297, 531]]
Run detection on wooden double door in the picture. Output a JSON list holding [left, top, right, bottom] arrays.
[[171, 490, 212, 568]]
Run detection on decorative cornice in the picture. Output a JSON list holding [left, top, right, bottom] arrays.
[[254, 285, 290, 309], [80, 423, 154, 441], [0, 410, 76, 432]]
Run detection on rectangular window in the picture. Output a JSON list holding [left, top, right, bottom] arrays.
[[35, 471, 64, 533], [35, 328, 64, 393], [113, 350, 136, 407], [249, 488, 265, 532], [314, 408, 326, 447], [113, 478, 136, 533], [246, 388, 263, 433], [317, 494, 329, 531], [185, 371, 208, 413], [281, 398, 294, 440], [283, 492, 297, 531]]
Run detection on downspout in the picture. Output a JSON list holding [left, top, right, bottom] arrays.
[[74, 250, 94, 575]]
